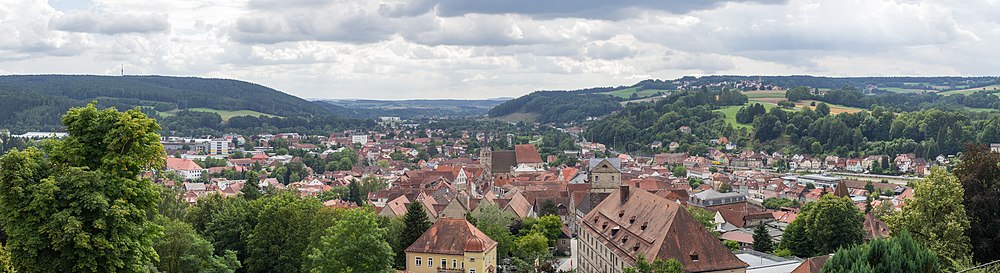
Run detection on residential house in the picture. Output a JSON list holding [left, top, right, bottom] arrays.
[[405, 218, 498, 273]]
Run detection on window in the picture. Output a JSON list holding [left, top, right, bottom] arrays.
[[629, 216, 637, 224], [470, 270, 476, 273], [470, 258, 475, 262], [691, 254, 699, 262], [618, 210, 625, 218], [595, 176, 599, 182], [641, 222, 648, 231], [452, 259, 457, 269], [415, 257, 422, 266], [441, 259, 446, 268], [428, 257, 433, 267]]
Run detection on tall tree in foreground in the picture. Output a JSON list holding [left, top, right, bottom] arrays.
[[245, 192, 322, 273], [952, 144, 1000, 263], [304, 208, 393, 273], [780, 194, 863, 257], [622, 255, 683, 273], [887, 167, 971, 265], [471, 202, 517, 259], [0, 104, 164, 272], [752, 224, 773, 253], [820, 231, 939, 273], [241, 171, 263, 200], [154, 217, 240, 273], [398, 201, 431, 266]]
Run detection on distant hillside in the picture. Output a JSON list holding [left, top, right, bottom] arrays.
[[489, 76, 1000, 124], [317, 99, 507, 118], [0, 75, 331, 132]]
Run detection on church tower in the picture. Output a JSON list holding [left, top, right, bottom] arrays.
[[480, 147, 492, 176]]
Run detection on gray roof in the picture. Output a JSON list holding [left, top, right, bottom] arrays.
[[692, 189, 744, 201], [588, 158, 621, 172]]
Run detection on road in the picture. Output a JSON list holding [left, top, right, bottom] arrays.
[[556, 238, 577, 272]]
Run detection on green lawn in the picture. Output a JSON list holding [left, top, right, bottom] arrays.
[[715, 102, 791, 130], [938, 85, 1000, 96], [601, 87, 669, 99], [163, 108, 278, 121]]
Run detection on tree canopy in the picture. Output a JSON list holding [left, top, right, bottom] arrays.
[[781, 194, 864, 257], [820, 231, 940, 273], [887, 167, 971, 265]]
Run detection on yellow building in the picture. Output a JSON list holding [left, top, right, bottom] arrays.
[[405, 218, 497, 273]]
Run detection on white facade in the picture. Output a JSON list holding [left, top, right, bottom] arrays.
[[351, 134, 370, 145], [209, 140, 230, 155]]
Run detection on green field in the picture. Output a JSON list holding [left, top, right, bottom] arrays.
[[601, 87, 669, 99], [161, 108, 278, 121], [715, 102, 788, 130], [938, 85, 1000, 96]]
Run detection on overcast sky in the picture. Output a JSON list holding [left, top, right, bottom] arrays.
[[2, 0, 998, 99]]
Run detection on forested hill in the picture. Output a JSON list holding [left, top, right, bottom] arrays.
[[488, 76, 1000, 124], [0, 75, 331, 132]]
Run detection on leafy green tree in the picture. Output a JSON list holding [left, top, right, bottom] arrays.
[[623, 255, 683, 273], [471, 202, 517, 259], [0, 104, 164, 273], [815, 103, 831, 116], [718, 182, 733, 193], [241, 172, 263, 200], [820, 231, 940, 273], [155, 217, 240, 273], [753, 113, 782, 141], [521, 215, 563, 247], [781, 194, 864, 257], [513, 232, 550, 271], [195, 195, 256, 267], [723, 240, 739, 251], [245, 193, 322, 273], [686, 206, 718, 236], [159, 187, 191, 221], [752, 224, 773, 252], [399, 201, 432, 268], [304, 208, 393, 273], [887, 167, 971, 265], [348, 179, 362, 206], [671, 165, 687, 178], [952, 144, 1000, 263]]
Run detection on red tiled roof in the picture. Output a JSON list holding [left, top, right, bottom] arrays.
[[165, 158, 203, 171], [405, 218, 497, 255], [514, 144, 543, 164]]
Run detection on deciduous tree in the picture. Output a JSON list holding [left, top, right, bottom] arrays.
[[887, 167, 971, 265]]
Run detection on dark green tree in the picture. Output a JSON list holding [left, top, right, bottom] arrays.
[[348, 179, 363, 206], [0, 103, 164, 272], [953, 144, 1000, 263], [887, 167, 971, 265], [399, 201, 432, 265], [752, 224, 773, 253], [245, 192, 322, 273], [304, 208, 393, 273], [820, 231, 940, 273], [155, 217, 241, 273], [781, 194, 864, 257], [241, 172, 263, 201]]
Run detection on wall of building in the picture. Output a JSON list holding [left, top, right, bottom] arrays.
[[405, 246, 496, 273]]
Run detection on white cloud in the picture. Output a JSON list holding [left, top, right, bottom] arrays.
[[0, 0, 998, 99]]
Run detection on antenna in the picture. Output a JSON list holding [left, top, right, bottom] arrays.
[[121, 64, 124, 76]]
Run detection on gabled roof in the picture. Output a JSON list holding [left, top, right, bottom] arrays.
[[405, 218, 497, 255], [166, 157, 203, 171], [581, 186, 748, 272], [491, 151, 517, 173], [588, 158, 622, 172], [503, 191, 533, 218], [514, 144, 543, 164]]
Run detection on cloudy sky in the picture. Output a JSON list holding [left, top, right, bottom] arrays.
[[1, 0, 998, 99]]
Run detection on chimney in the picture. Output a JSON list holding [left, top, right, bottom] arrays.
[[620, 185, 630, 204]]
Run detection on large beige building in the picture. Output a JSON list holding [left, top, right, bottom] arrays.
[[577, 185, 748, 273], [405, 218, 498, 273]]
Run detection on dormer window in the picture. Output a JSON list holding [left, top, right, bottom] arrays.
[[618, 210, 625, 218], [640, 222, 648, 231], [633, 243, 640, 252], [690, 252, 699, 262], [629, 216, 637, 224], [621, 235, 629, 244], [610, 226, 620, 237], [602, 222, 609, 230]]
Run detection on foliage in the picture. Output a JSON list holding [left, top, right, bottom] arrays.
[[245, 193, 323, 273], [772, 248, 792, 258], [762, 197, 800, 210], [671, 165, 687, 178], [952, 144, 1000, 263], [471, 202, 517, 259], [520, 215, 564, 247], [241, 173, 263, 200], [781, 194, 864, 257], [735, 103, 767, 124], [622, 255, 684, 273], [488, 91, 623, 124], [685, 206, 718, 236], [723, 240, 739, 251], [304, 208, 393, 273], [752, 224, 773, 253], [155, 217, 240, 273], [0, 103, 164, 272], [886, 167, 971, 265], [399, 201, 432, 267], [820, 231, 940, 273], [512, 232, 551, 272], [718, 182, 733, 193]]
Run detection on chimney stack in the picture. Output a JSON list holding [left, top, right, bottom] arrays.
[[620, 185, 630, 204]]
